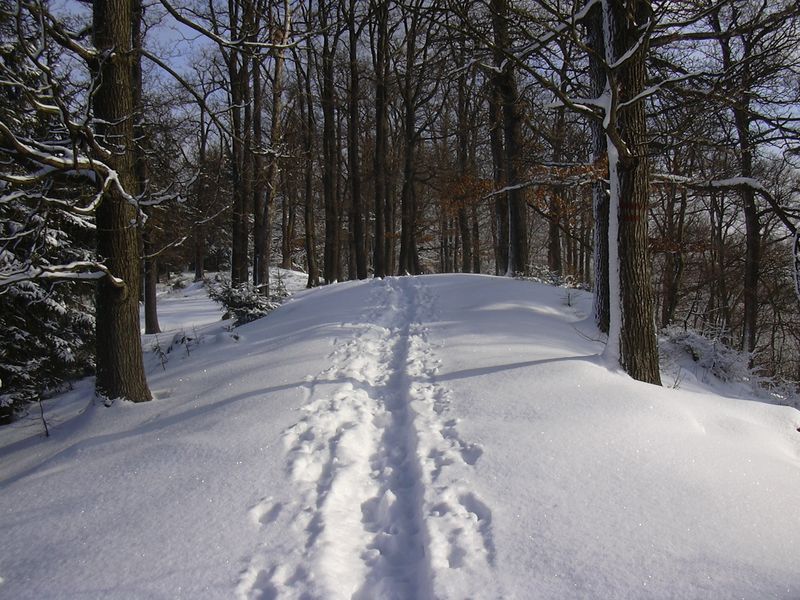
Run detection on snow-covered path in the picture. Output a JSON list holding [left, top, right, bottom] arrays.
[[2, 274, 799, 599], [238, 277, 495, 599]]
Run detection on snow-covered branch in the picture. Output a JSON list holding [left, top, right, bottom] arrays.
[[652, 173, 797, 234], [0, 261, 125, 288]]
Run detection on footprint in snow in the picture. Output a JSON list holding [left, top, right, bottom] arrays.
[[248, 498, 283, 527]]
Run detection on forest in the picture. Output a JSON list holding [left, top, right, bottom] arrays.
[[1, 0, 800, 415]]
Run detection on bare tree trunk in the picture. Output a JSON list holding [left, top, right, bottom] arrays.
[[488, 84, 508, 275], [258, 1, 291, 292], [371, 0, 388, 278], [398, 7, 420, 276], [92, 0, 151, 401], [490, 0, 526, 275], [605, 0, 661, 385], [347, 0, 367, 279], [471, 203, 481, 273], [386, 169, 397, 275], [547, 200, 562, 275], [659, 185, 686, 329], [320, 0, 340, 283], [131, 0, 160, 335], [398, 131, 418, 274], [227, 1, 254, 285], [736, 109, 759, 354], [456, 44, 472, 273], [547, 52, 570, 278], [299, 47, 319, 287], [142, 246, 160, 334], [281, 191, 296, 269], [709, 9, 760, 354], [193, 104, 209, 283], [586, 0, 609, 333], [252, 51, 267, 290], [193, 227, 205, 282]]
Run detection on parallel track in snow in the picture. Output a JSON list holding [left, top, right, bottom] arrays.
[[237, 277, 496, 599]]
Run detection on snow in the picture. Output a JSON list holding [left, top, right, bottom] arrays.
[[139, 269, 309, 334], [603, 136, 622, 367], [2, 274, 799, 599]]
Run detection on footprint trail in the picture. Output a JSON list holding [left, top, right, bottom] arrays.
[[237, 277, 497, 599]]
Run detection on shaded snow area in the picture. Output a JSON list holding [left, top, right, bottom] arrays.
[[2, 274, 800, 599], [139, 268, 310, 334]]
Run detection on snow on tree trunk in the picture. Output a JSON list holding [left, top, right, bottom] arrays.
[[598, 0, 661, 385], [603, 137, 622, 364]]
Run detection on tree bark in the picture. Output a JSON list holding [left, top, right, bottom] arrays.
[[371, 0, 388, 278], [256, 1, 291, 292], [471, 202, 481, 273], [586, 0, 609, 333], [605, 0, 661, 385], [347, 0, 367, 279], [227, 0, 256, 285], [490, 0, 526, 275], [398, 4, 421, 276], [193, 226, 205, 282], [320, 0, 340, 284], [456, 44, 472, 273], [92, 0, 151, 401], [252, 50, 267, 290], [131, 0, 160, 335], [488, 83, 508, 275], [299, 46, 319, 287]]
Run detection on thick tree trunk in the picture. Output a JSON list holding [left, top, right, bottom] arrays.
[[604, 0, 661, 385], [92, 0, 151, 401]]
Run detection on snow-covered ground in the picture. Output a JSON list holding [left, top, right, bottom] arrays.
[[1, 274, 799, 599], [139, 268, 310, 334]]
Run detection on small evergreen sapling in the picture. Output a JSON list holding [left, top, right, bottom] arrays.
[[207, 275, 288, 327]]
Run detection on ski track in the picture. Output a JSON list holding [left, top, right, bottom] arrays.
[[237, 277, 496, 600]]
